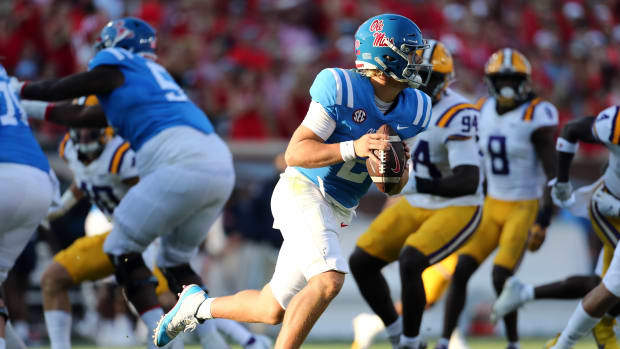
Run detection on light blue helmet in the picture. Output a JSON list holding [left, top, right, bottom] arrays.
[[354, 14, 432, 87], [95, 17, 157, 58]]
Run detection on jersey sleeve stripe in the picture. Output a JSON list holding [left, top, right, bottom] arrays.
[[436, 103, 477, 128], [474, 97, 487, 110], [342, 69, 354, 108], [58, 133, 70, 160], [422, 93, 432, 128], [413, 90, 424, 125], [610, 106, 620, 144], [109, 142, 131, 174], [327, 68, 343, 105], [522, 97, 542, 122]]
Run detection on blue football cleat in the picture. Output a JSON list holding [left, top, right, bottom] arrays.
[[153, 284, 207, 347]]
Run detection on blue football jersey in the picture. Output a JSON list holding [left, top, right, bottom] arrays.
[[296, 68, 431, 208], [0, 65, 49, 172], [88, 48, 214, 150]]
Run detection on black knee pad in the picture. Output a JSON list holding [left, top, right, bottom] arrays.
[[349, 247, 388, 277], [108, 253, 158, 297], [160, 264, 205, 294], [452, 255, 479, 285], [399, 246, 429, 275]]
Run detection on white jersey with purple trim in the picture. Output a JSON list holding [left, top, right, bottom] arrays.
[[404, 89, 484, 208], [60, 134, 138, 218], [478, 96, 558, 200], [592, 105, 620, 197]]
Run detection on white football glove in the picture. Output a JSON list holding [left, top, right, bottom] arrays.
[[9, 76, 25, 96], [592, 187, 620, 217], [549, 178, 575, 207], [20, 100, 51, 120]]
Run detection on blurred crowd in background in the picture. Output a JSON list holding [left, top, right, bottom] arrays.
[[4, 0, 620, 146], [1, 0, 618, 345]]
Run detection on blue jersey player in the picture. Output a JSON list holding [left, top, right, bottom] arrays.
[[15, 18, 235, 349], [0, 64, 54, 349], [153, 14, 433, 349]]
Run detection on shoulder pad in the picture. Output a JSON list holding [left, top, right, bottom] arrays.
[[88, 48, 134, 70]]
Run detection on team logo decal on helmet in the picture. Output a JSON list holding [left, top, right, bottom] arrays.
[[95, 17, 157, 58], [352, 109, 367, 124], [355, 14, 432, 88]]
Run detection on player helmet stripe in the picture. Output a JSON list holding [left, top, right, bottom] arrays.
[[95, 17, 157, 58], [485, 48, 531, 76], [354, 14, 432, 88]]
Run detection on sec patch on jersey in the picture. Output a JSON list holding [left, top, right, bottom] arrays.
[[366, 124, 406, 193]]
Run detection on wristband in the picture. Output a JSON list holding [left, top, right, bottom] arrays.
[[556, 137, 579, 153], [340, 140, 356, 162], [21, 100, 54, 120]]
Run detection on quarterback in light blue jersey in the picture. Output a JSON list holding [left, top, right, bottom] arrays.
[[154, 14, 432, 349], [14, 17, 234, 348], [0, 64, 54, 349]]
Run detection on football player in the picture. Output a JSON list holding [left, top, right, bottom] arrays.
[[15, 17, 235, 348], [0, 64, 54, 349], [439, 48, 558, 349], [349, 39, 482, 349], [152, 13, 432, 349], [41, 104, 269, 349], [539, 107, 620, 349]]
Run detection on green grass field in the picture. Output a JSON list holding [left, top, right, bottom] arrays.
[[28, 338, 598, 349]]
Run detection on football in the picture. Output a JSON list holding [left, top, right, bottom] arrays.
[[366, 124, 407, 193]]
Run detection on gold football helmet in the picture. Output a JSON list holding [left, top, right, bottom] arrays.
[[69, 95, 113, 162], [484, 48, 532, 109], [416, 39, 455, 101]]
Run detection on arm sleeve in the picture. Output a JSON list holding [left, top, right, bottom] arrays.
[[309, 68, 341, 120], [592, 105, 620, 145], [301, 101, 337, 141]]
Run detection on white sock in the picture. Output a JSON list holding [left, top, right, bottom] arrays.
[[140, 307, 165, 349], [555, 302, 600, 349], [196, 321, 230, 349], [521, 284, 535, 302], [44, 310, 72, 349], [6, 322, 26, 349], [214, 318, 253, 345], [508, 341, 520, 349], [437, 337, 449, 348], [385, 316, 402, 338], [196, 297, 216, 320], [400, 334, 421, 348], [0, 337, 5, 349]]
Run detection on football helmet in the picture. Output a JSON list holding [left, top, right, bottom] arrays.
[[484, 48, 532, 109], [417, 39, 455, 102], [355, 14, 432, 88], [94, 17, 157, 58]]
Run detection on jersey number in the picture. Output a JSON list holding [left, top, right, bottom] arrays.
[[488, 135, 509, 175], [80, 183, 120, 217], [146, 61, 189, 102], [412, 140, 441, 178], [0, 83, 28, 126], [336, 159, 368, 183]]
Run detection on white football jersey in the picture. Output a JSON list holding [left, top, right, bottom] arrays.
[[404, 89, 484, 209], [592, 106, 620, 197], [478, 97, 558, 200], [60, 134, 138, 218]]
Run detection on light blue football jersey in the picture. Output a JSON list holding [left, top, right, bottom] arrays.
[[296, 68, 432, 208], [0, 65, 49, 172], [88, 48, 214, 150]]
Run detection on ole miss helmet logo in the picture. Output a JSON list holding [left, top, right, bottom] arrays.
[[369, 20, 384, 32], [352, 109, 367, 124]]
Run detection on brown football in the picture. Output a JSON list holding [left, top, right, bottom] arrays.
[[366, 124, 407, 193]]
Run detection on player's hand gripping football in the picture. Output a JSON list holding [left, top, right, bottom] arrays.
[[354, 133, 390, 164]]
